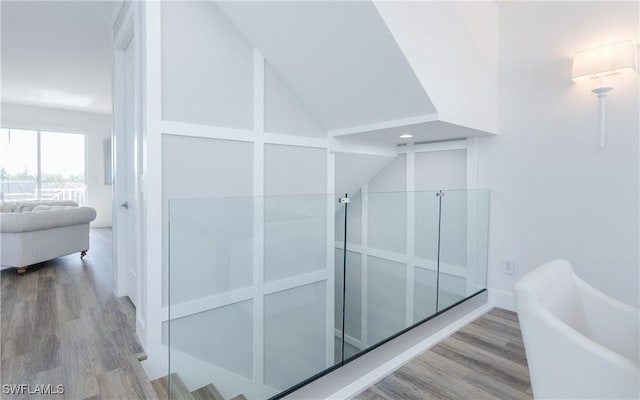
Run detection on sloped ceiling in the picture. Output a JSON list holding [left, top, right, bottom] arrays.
[[216, 1, 436, 131], [217, 1, 499, 145], [334, 152, 395, 195]]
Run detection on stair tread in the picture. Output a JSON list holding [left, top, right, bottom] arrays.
[[126, 356, 159, 400], [151, 373, 195, 400], [191, 383, 225, 400]]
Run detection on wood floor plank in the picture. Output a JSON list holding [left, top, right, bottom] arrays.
[[463, 370, 531, 400], [355, 308, 533, 400], [1, 229, 156, 400], [442, 335, 531, 375], [356, 386, 397, 400], [489, 307, 520, 323], [432, 341, 531, 393], [407, 354, 501, 399]]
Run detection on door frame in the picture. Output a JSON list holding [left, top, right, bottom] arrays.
[[112, 2, 142, 308]]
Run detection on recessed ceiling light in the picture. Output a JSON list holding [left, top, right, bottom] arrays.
[[399, 134, 413, 139]]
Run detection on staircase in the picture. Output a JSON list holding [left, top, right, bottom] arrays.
[[151, 373, 247, 400], [120, 297, 249, 400]]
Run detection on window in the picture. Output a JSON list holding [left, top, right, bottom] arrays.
[[0, 128, 86, 204]]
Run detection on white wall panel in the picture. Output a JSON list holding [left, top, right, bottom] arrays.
[[161, 1, 253, 128], [264, 62, 325, 138], [367, 154, 406, 193], [264, 144, 326, 195], [162, 135, 253, 198], [414, 149, 466, 191], [334, 152, 395, 196]]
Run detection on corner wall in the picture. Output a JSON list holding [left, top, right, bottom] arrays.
[[0, 103, 113, 227], [154, 1, 334, 394], [480, 1, 640, 308]]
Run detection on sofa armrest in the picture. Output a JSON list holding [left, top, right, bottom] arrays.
[[577, 277, 640, 363], [519, 300, 639, 399]]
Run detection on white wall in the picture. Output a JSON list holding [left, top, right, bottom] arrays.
[[0, 103, 113, 227], [479, 1, 640, 308]]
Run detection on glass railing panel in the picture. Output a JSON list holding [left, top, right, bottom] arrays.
[[264, 194, 327, 282], [365, 255, 407, 345], [169, 197, 254, 304], [467, 189, 490, 295], [169, 194, 338, 400], [413, 191, 441, 322], [334, 248, 362, 361], [344, 191, 411, 352], [168, 189, 490, 399], [367, 191, 407, 254], [264, 281, 328, 390], [437, 189, 490, 311]]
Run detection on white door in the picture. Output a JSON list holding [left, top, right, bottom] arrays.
[[114, 37, 141, 307]]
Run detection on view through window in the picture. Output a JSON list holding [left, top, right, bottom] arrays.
[[0, 128, 86, 204]]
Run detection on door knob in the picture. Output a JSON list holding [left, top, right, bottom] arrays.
[[120, 201, 129, 209]]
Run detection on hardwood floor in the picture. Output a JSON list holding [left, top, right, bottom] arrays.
[[0, 228, 157, 400], [355, 308, 533, 400]]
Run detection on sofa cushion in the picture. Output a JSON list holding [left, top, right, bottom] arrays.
[[17, 200, 78, 213], [0, 206, 97, 233]]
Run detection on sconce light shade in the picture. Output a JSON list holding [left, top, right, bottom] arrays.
[[572, 40, 637, 80]]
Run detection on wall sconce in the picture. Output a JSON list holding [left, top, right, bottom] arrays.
[[572, 40, 637, 147]]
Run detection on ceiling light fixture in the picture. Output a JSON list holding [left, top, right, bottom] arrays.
[[572, 40, 637, 147], [399, 134, 413, 139]]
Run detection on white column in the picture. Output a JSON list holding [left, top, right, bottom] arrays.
[[326, 152, 336, 366], [406, 144, 415, 325], [252, 48, 266, 385]]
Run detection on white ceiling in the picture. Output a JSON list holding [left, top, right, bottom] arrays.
[[1, 1, 115, 114], [334, 120, 493, 145], [217, 1, 436, 131]]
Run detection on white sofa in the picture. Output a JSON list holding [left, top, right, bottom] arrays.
[[514, 259, 640, 399], [0, 201, 97, 274]]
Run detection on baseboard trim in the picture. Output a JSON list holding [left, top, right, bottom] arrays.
[[325, 301, 494, 399], [489, 288, 516, 311]]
